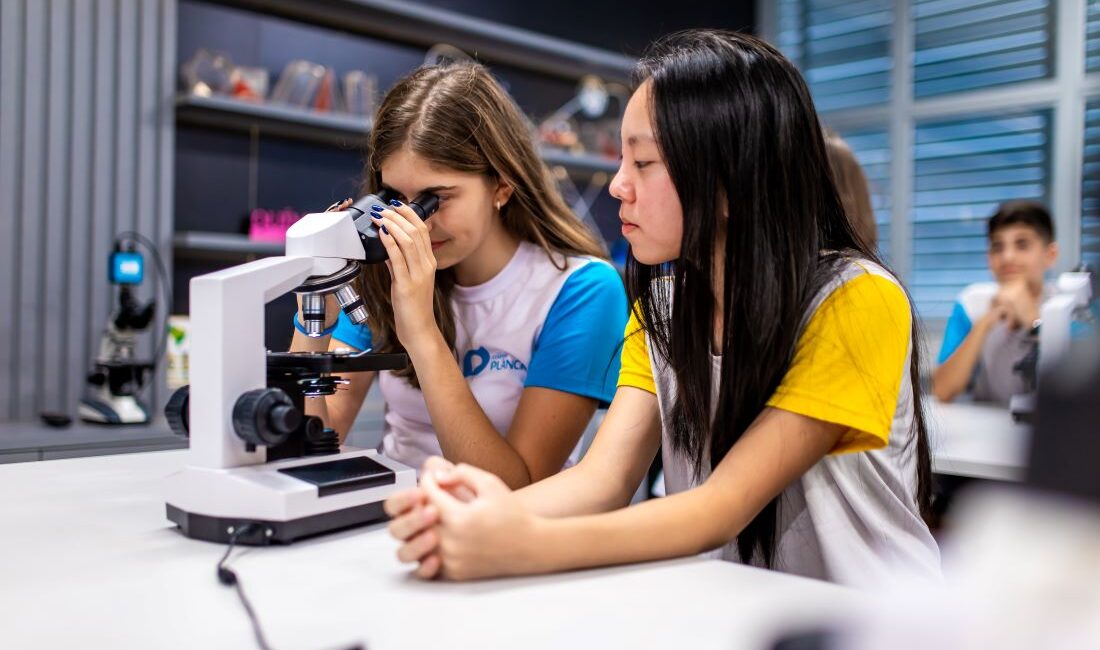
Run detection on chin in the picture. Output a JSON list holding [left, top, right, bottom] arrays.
[[628, 242, 678, 266]]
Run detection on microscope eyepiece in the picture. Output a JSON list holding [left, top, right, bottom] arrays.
[[349, 191, 441, 264]]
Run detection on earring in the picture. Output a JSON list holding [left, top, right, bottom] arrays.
[[495, 201, 501, 211]]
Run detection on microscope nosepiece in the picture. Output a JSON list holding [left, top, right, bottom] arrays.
[[300, 293, 328, 338], [335, 284, 369, 325]]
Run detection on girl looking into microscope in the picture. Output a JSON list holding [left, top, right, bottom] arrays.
[[290, 63, 627, 489], [384, 30, 941, 585]]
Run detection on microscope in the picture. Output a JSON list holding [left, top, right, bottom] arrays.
[[79, 245, 157, 425], [164, 192, 438, 544], [1009, 267, 1094, 422]]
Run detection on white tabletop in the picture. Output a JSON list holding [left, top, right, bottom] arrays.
[[0, 450, 859, 650], [927, 401, 1031, 482]]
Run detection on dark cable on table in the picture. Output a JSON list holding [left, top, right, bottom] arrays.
[[214, 524, 366, 650], [216, 524, 274, 650]]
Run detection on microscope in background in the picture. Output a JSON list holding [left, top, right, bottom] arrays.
[[1009, 266, 1095, 422], [79, 243, 159, 425], [164, 192, 438, 544]]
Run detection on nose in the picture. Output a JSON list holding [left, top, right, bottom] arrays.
[[609, 165, 632, 203]]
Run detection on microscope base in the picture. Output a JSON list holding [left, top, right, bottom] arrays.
[[164, 448, 415, 545], [166, 501, 387, 544], [78, 394, 150, 425]]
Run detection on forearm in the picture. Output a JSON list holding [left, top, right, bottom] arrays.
[[516, 460, 635, 518], [524, 484, 736, 574], [406, 331, 534, 488], [933, 321, 991, 402]]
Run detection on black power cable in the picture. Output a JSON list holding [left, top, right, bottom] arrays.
[[214, 525, 366, 650], [216, 524, 275, 650]]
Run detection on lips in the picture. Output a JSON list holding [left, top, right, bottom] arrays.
[[431, 240, 447, 250]]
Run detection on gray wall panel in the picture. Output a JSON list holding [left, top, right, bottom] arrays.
[[17, 2, 47, 418], [0, 1, 24, 419], [43, 0, 73, 413], [65, 0, 95, 412], [0, 0, 177, 423]]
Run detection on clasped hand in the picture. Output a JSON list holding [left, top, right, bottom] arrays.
[[384, 457, 541, 581]]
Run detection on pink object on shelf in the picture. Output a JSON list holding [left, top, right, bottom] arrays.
[[248, 208, 302, 243]]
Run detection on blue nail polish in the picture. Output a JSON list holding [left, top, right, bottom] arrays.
[[371, 204, 385, 212], [370, 211, 382, 220], [389, 199, 403, 207], [381, 225, 389, 235]]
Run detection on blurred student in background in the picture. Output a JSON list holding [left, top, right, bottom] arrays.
[[933, 201, 1058, 404]]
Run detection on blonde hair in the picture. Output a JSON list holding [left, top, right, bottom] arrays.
[[824, 130, 877, 249], [359, 63, 606, 386]]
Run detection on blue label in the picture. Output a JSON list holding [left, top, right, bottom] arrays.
[[462, 346, 527, 378], [463, 347, 491, 377]]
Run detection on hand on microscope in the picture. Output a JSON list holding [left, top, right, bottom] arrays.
[[367, 199, 441, 348], [384, 456, 477, 579]]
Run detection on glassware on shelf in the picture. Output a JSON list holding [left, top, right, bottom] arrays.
[[538, 75, 627, 160], [343, 70, 377, 118], [229, 66, 269, 102], [180, 49, 234, 97], [270, 60, 327, 109]]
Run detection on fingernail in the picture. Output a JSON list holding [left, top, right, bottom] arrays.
[[370, 211, 382, 220], [371, 204, 385, 212], [389, 199, 403, 207], [381, 225, 389, 235]]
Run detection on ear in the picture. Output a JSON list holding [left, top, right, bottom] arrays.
[[1045, 241, 1059, 268], [494, 180, 514, 208]]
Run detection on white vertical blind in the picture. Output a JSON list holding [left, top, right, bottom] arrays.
[[776, 0, 894, 112], [1082, 101, 1100, 270], [912, 0, 1054, 97]]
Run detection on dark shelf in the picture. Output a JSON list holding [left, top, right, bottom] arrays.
[[174, 230, 284, 260], [200, 0, 635, 83], [175, 94, 371, 147], [176, 93, 621, 173], [539, 148, 619, 174]]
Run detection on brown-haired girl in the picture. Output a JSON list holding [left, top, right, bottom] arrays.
[[291, 63, 627, 488]]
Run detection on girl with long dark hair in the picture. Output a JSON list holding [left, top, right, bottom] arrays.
[[383, 30, 940, 585]]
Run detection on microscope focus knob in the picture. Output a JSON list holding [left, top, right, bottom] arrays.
[[164, 385, 190, 438], [232, 388, 301, 447]]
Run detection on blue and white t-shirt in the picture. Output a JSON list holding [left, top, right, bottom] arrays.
[[332, 240, 628, 471], [937, 282, 1049, 404]]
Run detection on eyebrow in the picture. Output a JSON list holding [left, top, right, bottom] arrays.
[[626, 134, 656, 146], [380, 183, 458, 195]]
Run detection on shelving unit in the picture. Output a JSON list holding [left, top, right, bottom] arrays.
[[175, 93, 621, 174], [201, 0, 635, 83], [173, 230, 285, 259]]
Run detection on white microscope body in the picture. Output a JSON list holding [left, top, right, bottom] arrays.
[[1009, 269, 1094, 421], [164, 203, 418, 544]]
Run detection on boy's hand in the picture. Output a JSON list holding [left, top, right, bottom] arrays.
[[993, 280, 1040, 330]]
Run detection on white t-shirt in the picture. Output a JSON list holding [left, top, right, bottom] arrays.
[[332, 241, 627, 472]]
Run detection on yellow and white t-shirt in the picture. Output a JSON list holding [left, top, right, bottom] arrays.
[[619, 257, 941, 585]]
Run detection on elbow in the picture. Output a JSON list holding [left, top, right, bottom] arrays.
[[930, 372, 957, 403]]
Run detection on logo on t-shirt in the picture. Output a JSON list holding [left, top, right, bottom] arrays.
[[462, 346, 527, 378]]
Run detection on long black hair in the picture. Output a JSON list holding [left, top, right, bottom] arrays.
[[626, 30, 932, 567]]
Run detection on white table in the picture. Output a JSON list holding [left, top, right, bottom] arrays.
[[927, 401, 1031, 482], [0, 450, 859, 650]]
